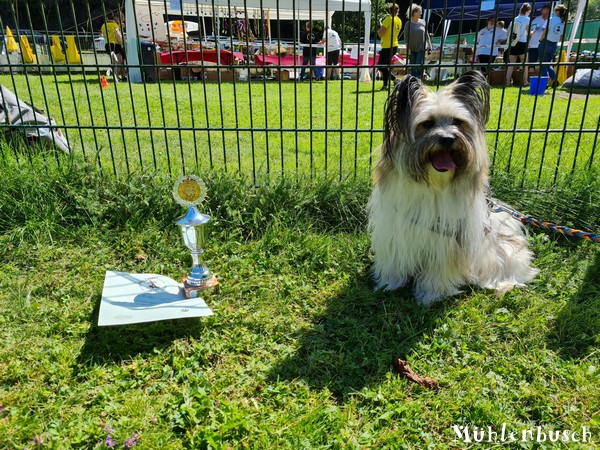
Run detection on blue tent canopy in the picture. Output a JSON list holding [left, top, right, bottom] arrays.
[[424, 1, 532, 20]]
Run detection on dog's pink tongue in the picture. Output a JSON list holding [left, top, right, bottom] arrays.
[[431, 151, 456, 172]]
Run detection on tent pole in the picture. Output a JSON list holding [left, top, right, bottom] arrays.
[[566, 0, 586, 58], [359, 8, 371, 82], [126, 0, 142, 82]]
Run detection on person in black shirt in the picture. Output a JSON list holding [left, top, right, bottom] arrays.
[[299, 22, 321, 81]]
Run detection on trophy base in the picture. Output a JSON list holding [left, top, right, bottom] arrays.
[[183, 274, 219, 299]]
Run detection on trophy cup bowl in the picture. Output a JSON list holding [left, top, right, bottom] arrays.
[[177, 205, 211, 286]]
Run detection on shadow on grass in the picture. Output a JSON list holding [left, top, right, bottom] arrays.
[[75, 294, 207, 365], [268, 272, 451, 400], [53, 76, 106, 85], [547, 249, 600, 359]]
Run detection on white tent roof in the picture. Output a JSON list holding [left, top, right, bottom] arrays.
[[136, 0, 370, 20], [169, 0, 370, 12]]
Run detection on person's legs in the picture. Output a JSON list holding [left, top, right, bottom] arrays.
[[478, 54, 491, 75], [527, 47, 538, 67], [410, 51, 425, 78], [506, 54, 518, 84], [543, 41, 558, 80], [329, 50, 340, 79], [379, 47, 392, 87], [409, 51, 417, 77], [538, 47, 547, 77], [300, 53, 310, 79]]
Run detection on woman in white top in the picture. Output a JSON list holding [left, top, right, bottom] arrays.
[[506, 3, 531, 86], [475, 17, 504, 74], [539, 4, 568, 82], [528, 4, 550, 64]]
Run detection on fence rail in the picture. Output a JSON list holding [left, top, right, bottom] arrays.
[[0, 0, 599, 186]]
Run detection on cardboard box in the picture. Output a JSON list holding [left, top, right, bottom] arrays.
[[206, 70, 237, 82], [159, 68, 173, 81], [512, 69, 525, 86], [274, 70, 290, 81], [489, 69, 507, 85], [179, 65, 204, 79]]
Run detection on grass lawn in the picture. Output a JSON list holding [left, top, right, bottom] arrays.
[[0, 73, 599, 448], [0, 154, 599, 448], [0, 73, 598, 186]]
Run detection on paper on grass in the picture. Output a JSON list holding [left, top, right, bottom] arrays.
[[98, 271, 213, 326]]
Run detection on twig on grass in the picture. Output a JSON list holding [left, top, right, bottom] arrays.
[[391, 358, 439, 390]]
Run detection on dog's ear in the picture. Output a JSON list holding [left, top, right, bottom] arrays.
[[382, 75, 423, 159], [451, 70, 490, 126]]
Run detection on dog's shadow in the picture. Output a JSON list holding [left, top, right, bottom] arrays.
[[268, 273, 451, 400], [547, 248, 600, 359]]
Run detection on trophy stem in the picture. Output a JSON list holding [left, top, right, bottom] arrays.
[[187, 250, 211, 287]]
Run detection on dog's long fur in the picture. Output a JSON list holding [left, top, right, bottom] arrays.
[[367, 71, 538, 304]]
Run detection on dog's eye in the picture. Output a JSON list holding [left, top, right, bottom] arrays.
[[452, 118, 464, 127], [421, 119, 436, 129]]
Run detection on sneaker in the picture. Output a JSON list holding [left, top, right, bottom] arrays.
[[380, 85, 388, 91]]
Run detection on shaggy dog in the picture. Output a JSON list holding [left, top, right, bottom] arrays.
[[367, 71, 538, 304]]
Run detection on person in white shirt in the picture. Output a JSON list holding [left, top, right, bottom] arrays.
[[528, 4, 550, 64], [539, 4, 568, 82], [475, 17, 505, 74], [495, 21, 508, 60], [321, 26, 342, 80], [506, 2, 531, 85]]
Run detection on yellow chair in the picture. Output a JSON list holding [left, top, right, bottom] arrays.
[[19, 35, 37, 64], [557, 50, 568, 85], [50, 35, 66, 63], [5, 27, 19, 53], [65, 35, 81, 64]]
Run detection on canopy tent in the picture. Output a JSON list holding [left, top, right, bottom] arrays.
[[427, 0, 525, 20], [126, 0, 372, 82], [426, 0, 588, 51]]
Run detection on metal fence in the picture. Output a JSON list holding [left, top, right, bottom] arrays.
[[0, 0, 598, 186]]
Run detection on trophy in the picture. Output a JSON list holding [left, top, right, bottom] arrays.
[[173, 175, 219, 298]]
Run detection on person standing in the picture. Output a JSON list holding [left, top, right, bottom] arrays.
[[377, 3, 402, 90], [495, 20, 508, 61], [405, 3, 431, 79], [101, 11, 127, 81], [299, 21, 321, 81], [321, 26, 342, 80], [539, 4, 568, 83], [475, 17, 501, 75], [528, 4, 550, 65], [505, 3, 531, 86]]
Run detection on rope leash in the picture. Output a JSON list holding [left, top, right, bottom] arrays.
[[489, 201, 600, 244]]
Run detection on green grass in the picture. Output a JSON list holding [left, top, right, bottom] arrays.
[[0, 154, 599, 449], [0, 73, 598, 186]]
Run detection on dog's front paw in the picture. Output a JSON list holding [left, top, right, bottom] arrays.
[[414, 285, 461, 305], [374, 275, 409, 292]]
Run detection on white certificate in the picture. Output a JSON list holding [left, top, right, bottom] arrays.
[[98, 271, 213, 326]]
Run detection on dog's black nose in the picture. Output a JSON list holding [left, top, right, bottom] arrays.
[[438, 136, 455, 147]]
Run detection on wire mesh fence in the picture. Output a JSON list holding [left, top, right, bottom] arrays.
[[0, 0, 598, 186]]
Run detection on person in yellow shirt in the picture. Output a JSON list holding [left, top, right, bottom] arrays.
[[377, 3, 402, 90], [101, 11, 127, 81]]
